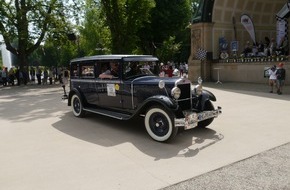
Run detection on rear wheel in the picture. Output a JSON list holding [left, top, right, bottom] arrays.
[[197, 101, 214, 128], [71, 94, 86, 117], [144, 106, 178, 142]]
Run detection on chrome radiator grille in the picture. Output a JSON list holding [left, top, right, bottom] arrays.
[[177, 83, 191, 110]]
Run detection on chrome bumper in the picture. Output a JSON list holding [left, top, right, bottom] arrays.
[[175, 106, 222, 130]]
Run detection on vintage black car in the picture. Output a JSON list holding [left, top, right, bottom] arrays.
[[67, 55, 222, 142]]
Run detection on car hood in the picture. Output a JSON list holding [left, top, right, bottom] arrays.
[[131, 76, 191, 86]]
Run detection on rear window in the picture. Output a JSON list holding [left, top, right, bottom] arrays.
[[81, 65, 94, 78], [70, 63, 79, 78]]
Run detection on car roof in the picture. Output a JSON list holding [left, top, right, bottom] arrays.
[[70, 54, 159, 63]]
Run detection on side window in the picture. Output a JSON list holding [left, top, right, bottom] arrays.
[[80, 62, 95, 78], [70, 63, 79, 78], [97, 62, 119, 79], [99, 62, 110, 75], [123, 61, 141, 79]]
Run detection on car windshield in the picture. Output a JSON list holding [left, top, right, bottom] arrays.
[[123, 61, 159, 79]]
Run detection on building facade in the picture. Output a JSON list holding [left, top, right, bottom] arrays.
[[188, 0, 289, 84]]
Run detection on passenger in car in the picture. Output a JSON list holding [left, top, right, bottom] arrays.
[[99, 62, 119, 79], [126, 62, 141, 77]]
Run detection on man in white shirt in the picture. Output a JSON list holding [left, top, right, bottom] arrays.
[[268, 65, 277, 93]]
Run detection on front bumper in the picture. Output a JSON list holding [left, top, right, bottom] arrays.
[[175, 106, 222, 130]]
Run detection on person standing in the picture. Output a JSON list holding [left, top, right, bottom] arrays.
[[276, 63, 286, 95], [179, 63, 184, 77], [61, 69, 70, 98], [43, 68, 48, 85], [49, 67, 53, 85], [30, 67, 35, 83], [164, 65, 173, 77], [36, 67, 42, 85], [268, 65, 277, 93], [15, 67, 21, 85], [8, 67, 15, 86], [1, 67, 8, 86]]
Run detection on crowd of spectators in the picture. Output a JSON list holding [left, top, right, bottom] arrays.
[[242, 36, 289, 58], [0, 66, 66, 87]]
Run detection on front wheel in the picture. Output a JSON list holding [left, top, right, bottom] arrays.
[[144, 106, 178, 142], [197, 101, 214, 128], [71, 94, 86, 117]]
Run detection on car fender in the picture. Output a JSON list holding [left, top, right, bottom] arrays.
[[199, 89, 216, 110], [137, 95, 178, 115], [202, 89, 216, 101], [68, 88, 86, 106]]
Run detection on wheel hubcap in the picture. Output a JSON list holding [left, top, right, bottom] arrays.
[[150, 113, 169, 136], [73, 98, 80, 113]]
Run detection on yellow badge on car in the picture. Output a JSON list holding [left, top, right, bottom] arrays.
[[115, 84, 120, 91]]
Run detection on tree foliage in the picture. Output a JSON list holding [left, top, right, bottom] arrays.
[[100, 0, 155, 54], [156, 36, 181, 63], [138, 0, 192, 62], [79, 0, 111, 56], [0, 0, 81, 70], [0, 0, 200, 70]]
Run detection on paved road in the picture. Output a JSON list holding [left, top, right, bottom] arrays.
[[162, 82, 290, 190], [162, 143, 290, 190], [0, 82, 289, 190]]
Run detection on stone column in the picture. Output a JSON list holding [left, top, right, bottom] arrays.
[[188, 22, 214, 83]]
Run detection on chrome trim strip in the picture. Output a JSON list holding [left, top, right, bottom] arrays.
[[83, 108, 124, 120], [71, 79, 96, 83], [176, 97, 192, 102], [71, 78, 122, 84], [131, 82, 134, 109]]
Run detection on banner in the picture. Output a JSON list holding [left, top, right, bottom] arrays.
[[241, 14, 256, 44], [276, 18, 287, 47]]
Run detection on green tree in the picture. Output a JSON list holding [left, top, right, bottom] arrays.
[[0, 0, 80, 72], [190, 0, 200, 17], [156, 36, 181, 63], [138, 0, 192, 62], [100, 0, 155, 54], [79, 0, 111, 55]]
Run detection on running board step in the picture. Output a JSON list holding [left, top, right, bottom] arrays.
[[83, 107, 131, 120]]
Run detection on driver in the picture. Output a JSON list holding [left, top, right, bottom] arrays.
[[99, 62, 119, 79]]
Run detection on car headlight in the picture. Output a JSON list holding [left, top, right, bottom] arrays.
[[159, 80, 165, 89], [171, 87, 181, 99], [194, 84, 203, 96]]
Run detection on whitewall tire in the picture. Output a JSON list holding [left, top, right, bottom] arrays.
[[144, 106, 177, 142], [71, 94, 86, 117]]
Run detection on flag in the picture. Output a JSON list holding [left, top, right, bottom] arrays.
[[276, 17, 287, 47], [196, 48, 207, 60], [241, 14, 256, 44]]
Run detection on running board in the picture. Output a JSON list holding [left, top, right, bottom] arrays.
[[83, 107, 131, 120]]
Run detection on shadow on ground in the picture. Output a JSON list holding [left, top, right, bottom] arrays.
[[0, 84, 224, 160], [0, 84, 66, 122], [52, 112, 224, 160], [203, 82, 290, 101]]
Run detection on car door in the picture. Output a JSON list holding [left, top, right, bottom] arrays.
[[95, 61, 123, 109], [78, 61, 98, 105]]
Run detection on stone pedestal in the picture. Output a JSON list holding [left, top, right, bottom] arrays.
[[188, 22, 214, 83], [188, 59, 211, 83], [188, 60, 201, 83]]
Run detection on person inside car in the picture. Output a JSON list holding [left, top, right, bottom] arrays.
[[99, 62, 119, 79]]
